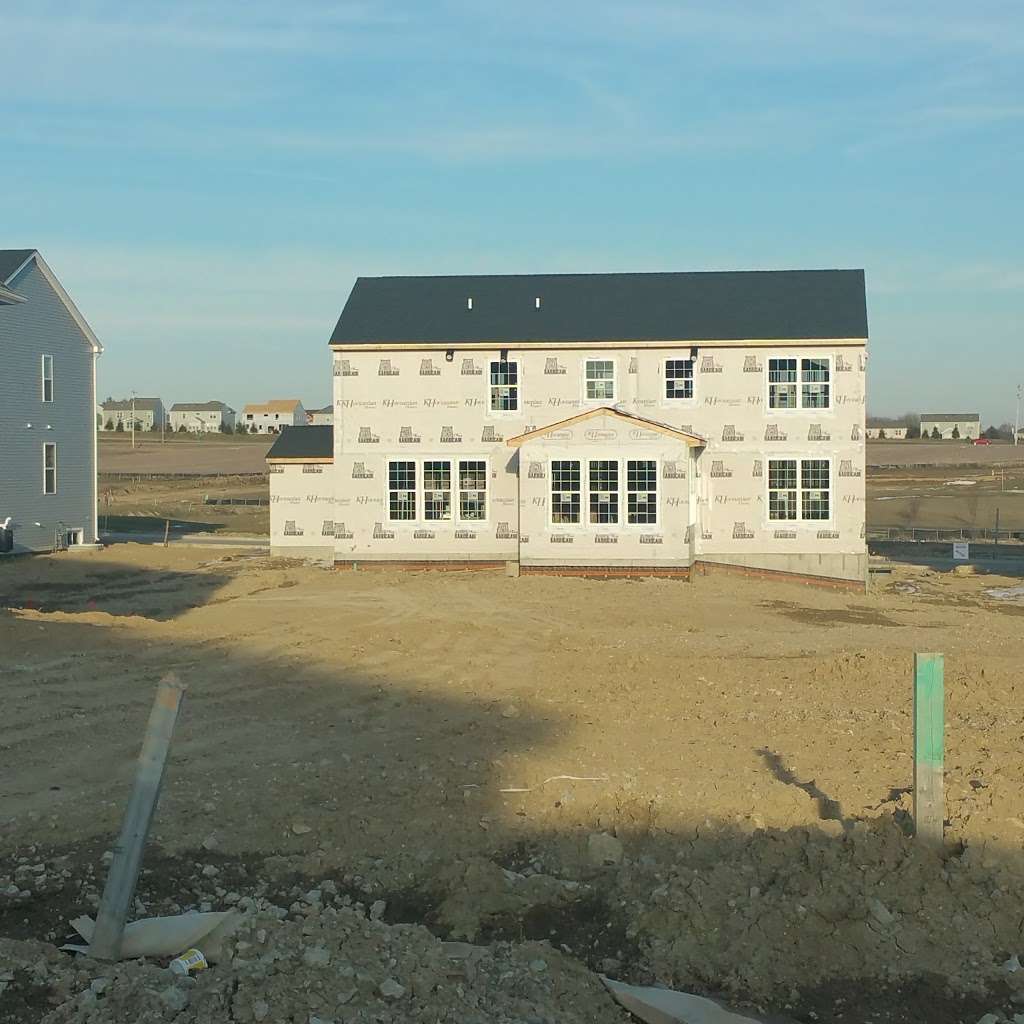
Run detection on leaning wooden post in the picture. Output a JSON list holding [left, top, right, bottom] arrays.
[[913, 653, 944, 848], [89, 675, 187, 960], [163, 519, 170, 548]]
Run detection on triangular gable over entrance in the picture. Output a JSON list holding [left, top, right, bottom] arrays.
[[506, 406, 706, 449]]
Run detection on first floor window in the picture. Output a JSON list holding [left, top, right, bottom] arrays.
[[801, 357, 831, 409], [41, 354, 54, 402], [768, 358, 797, 409], [664, 359, 694, 400], [551, 460, 581, 524], [423, 460, 452, 521], [388, 460, 416, 520], [458, 460, 487, 521], [768, 459, 830, 521], [43, 442, 57, 494], [626, 460, 657, 524], [490, 359, 518, 411], [588, 460, 619, 524], [585, 359, 615, 401]]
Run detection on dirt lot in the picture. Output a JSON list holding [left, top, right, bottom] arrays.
[[868, 440, 1024, 468], [99, 435, 273, 476], [3, 548, 1024, 1022]]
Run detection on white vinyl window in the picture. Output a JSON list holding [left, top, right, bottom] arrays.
[[551, 460, 582, 524], [489, 360, 518, 411], [768, 356, 831, 410], [43, 442, 57, 494], [41, 355, 54, 403], [626, 459, 658, 525], [388, 461, 417, 521], [588, 460, 619, 524], [664, 359, 694, 400], [423, 460, 452, 521], [768, 459, 830, 521], [458, 460, 488, 521], [584, 359, 616, 401]]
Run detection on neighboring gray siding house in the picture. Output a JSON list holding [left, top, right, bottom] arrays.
[[270, 269, 869, 586], [0, 249, 102, 553], [307, 405, 334, 426], [170, 401, 236, 433], [919, 413, 980, 440], [100, 397, 166, 432]]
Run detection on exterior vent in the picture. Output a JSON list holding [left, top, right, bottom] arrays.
[[467, 297, 473, 310], [535, 297, 541, 309]]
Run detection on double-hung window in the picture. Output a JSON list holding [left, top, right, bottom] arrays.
[[551, 460, 582, 524], [458, 460, 487, 521], [388, 461, 417, 521], [43, 443, 57, 495], [388, 459, 489, 522], [588, 460, 619, 524], [584, 359, 615, 401], [626, 460, 657, 524], [768, 459, 830, 521], [768, 356, 832, 409], [664, 359, 694, 400], [489, 360, 518, 411], [41, 355, 54, 403], [423, 461, 452, 521]]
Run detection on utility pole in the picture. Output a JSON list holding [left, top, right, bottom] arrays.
[[1015, 384, 1022, 447]]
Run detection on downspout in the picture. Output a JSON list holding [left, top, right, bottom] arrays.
[[92, 347, 100, 543]]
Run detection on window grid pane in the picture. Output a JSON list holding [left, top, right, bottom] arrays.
[[43, 443, 57, 495], [768, 357, 798, 410], [801, 459, 830, 520], [627, 459, 657, 524], [588, 460, 619, 524], [388, 461, 416, 521], [458, 459, 487, 521], [768, 459, 797, 520], [665, 359, 694, 400], [551, 460, 581, 524], [423, 460, 452, 521], [489, 360, 519, 411], [42, 355, 54, 402], [585, 360, 615, 400]]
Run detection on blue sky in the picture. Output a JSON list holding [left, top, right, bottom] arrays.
[[4, 1, 1022, 423]]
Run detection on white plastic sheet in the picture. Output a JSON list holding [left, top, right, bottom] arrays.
[[602, 977, 775, 1024], [63, 910, 240, 961]]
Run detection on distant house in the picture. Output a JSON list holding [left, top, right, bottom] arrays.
[[100, 397, 166, 432], [307, 405, 333, 426], [242, 399, 306, 434], [0, 248, 103, 553], [919, 413, 980, 440], [865, 420, 908, 440], [170, 401, 236, 433]]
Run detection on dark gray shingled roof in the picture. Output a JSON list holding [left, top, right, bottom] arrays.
[[171, 401, 233, 412], [266, 425, 333, 461], [920, 413, 981, 423], [0, 249, 35, 284], [329, 270, 868, 346]]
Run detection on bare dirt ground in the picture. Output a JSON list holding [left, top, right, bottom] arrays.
[[3, 547, 1024, 1022], [99, 436, 273, 476], [868, 440, 1024, 468]]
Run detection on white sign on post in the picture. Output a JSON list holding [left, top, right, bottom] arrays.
[[953, 542, 969, 561]]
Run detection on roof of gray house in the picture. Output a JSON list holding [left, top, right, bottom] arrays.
[[329, 270, 868, 346], [265, 425, 333, 461], [308, 405, 333, 414], [920, 413, 981, 423], [171, 401, 234, 413], [102, 398, 163, 412], [0, 249, 35, 283]]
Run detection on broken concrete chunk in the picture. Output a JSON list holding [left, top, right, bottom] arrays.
[[378, 977, 406, 1000], [587, 832, 624, 866]]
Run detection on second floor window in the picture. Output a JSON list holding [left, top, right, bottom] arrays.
[[585, 359, 615, 401], [768, 358, 798, 409], [489, 360, 518, 411], [41, 355, 54, 402], [769, 356, 832, 410], [664, 359, 694, 400], [801, 358, 831, 408]]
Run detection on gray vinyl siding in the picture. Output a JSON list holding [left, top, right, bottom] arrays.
[[0, 260, 97, 552]]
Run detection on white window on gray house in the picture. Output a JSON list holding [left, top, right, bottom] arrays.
[[664, 359, 694, 400], [489, 360, 518, 411], [627, 460, 657, 525], [551, 460, 581, 524], [801, 358, 831, 408], [388, 461, 417, 521], [588, 460, 619, 524], [768, 459, 830, 520], [458, 460, 488, 521], [585, 359, 615, 401], [41, 355, 54, 402], [43, 442, 57, 494], [768, 359, 798, 409], [423, 460, 452, 521]]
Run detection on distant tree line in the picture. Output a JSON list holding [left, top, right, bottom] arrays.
[[868, 412, 1017, 441]]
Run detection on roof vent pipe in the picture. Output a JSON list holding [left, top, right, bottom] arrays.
[[535, 297, 541, 309], [467, 297, 473, 310]]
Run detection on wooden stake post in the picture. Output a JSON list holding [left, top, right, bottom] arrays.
[[913, 653, 945, 847], [89, 675, 186, 960]]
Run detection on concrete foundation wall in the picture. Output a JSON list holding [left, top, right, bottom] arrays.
[[697, 550, 869, 583]]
